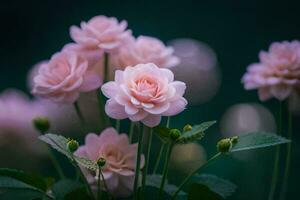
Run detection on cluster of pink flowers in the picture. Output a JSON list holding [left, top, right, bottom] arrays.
[[242, 41, 300, 101], [32, 15, 179, 104], [75, 128, 143, 197]]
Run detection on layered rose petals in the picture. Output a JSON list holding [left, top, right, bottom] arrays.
[[242, 41, 300, 101], [112, 36, 180, 69], [32, 51, 102, 103], [75, 128, 144, 197], [70, 15, 133, 52], [101, 63, 187, 127]]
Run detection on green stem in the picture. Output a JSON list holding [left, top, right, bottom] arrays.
[[142, 127, 153, 195], [158, 142, 174, 199], [171, 153, 222, 200], [103, 52, 109, 83], [100, 169, 109, 194], [129, 122, 135, 143], [279, 109, 293, 200], [133, 124, 144, 200], [71, 156, 95, 200], [73, 101, 86, 130], [152, 144, 165, 174], [115, 120, 121, 132], [268, 101, 283, 200], [166, 116, 171, 128], [97, 89, 110, 130], [49, 150, 65, 179], [97, 168, 101, 200]]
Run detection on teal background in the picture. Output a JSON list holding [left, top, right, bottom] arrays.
[[0, 0, 299, 199]]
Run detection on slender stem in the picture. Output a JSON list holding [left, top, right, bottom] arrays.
[[153, 144, 165, 174], [142, 127, 153, 195], [129, 122, 135, 143], [103, 52, 109, 83], [97, 89, 110, 130], [73, 101, 86, 130], [279, 109, 293, 200], [100, 169, 109, 194], [133, 124, 144, 200], [166, 116, 171, 128], [268, 101, 283, 200], [49, 150, 65, 179], [71, 156, 95, 200], [171, 153, 222, 200], [115, 120, 121, 132], [158, 142, 174, 199], [97, 168, 101, 200]]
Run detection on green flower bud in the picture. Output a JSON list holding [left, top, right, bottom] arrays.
[[33, 117, 50, 133], [97, 157, 106, 167], [183, 124, 193, 132], [170, 129, 181, 140], [67, 139, 79, 153], [231, 136, 239, 144], [217, 138, 232, 153]]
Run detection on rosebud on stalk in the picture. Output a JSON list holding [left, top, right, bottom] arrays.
[[97, 157, 106, 168], [33, 117, 50, 133], [217, 138, 232, 153], [183, 124, 193, 132], [67, 139, 79, 153]]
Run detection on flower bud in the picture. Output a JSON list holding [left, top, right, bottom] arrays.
[[67, 139, 79, 153], [217, 138, 232, 153], [231, 136, 239, 144], [97, 157, 106, 167], [170, 129, 181, 140], [183, 124, 193, 132], [33, 117, 50, 133]]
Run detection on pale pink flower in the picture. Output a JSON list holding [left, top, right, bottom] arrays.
[[32, 51, 102, 103], [101, 63, 187, 127], [70, 15, 132, 52], [112, 36, 180, 69], [242, 41, 300, 101], [75, 128, 144, 197]]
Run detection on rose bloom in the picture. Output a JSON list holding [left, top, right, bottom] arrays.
[[101, 63, 187, 127], [32, 51, 102, 103], [242, 41, 300, 101], [70, 15, 133, 52], [75, 128, 143, 197], [112, 36, 180, 69]]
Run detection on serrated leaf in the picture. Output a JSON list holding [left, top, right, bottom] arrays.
[[192, 174, 236, 198], [188, 183, 222, 200], [39, 133, 73, 160], [0, 168, 48, 192], [230, 132, 290, 152], [74, 156, 98, 171], [146, 174, 187, 198], [52, 179, 85, 200], [178, 121, 216, 143]]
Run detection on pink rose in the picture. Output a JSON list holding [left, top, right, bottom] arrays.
[[75, 128, 144, 197], [101, 63, 187, 127], [242, 41, 300, 101], [70, 15, 133, 52], [32, 51, 102, 103], [112, 36, 180, 69]]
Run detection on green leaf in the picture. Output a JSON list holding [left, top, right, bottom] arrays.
[[52, 179, 86, 200], [230, 132, 290, 152], [178, 121, 216, 143], [154, 126, 171, 143], [39, 133, 73, 159], [191, 174, 236, 198], [144, 185, 171, 200], [188, 183, 222, 200], [146, 174, 187, 198], [0, 168, 49, 192], [74, 156, 98, 171], [0, 176, 52, 199], [0, 189, 52, 200]]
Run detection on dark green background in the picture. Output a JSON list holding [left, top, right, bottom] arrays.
[[0, 0, 299, 199]]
